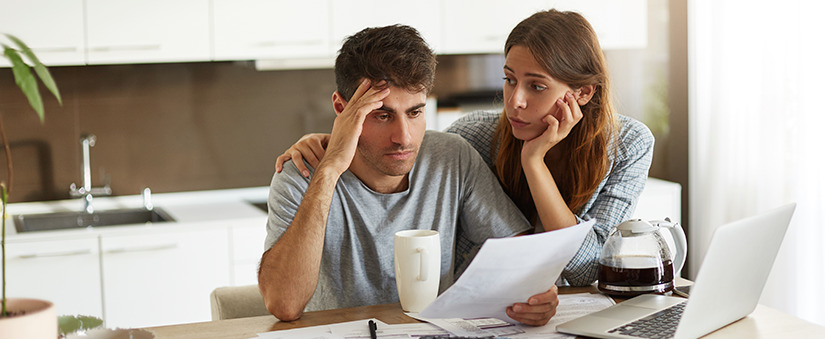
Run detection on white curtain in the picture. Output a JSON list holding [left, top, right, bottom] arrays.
[[689, 0, 825, 325]]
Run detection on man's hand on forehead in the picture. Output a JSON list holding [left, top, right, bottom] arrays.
[[359, 78, 390, 95], [318, 79, 390, 176]]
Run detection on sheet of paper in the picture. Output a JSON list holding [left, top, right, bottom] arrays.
[[411, 293, 612, 338], [370, 322, 450, 338], [252, 318, 389, 339], [512, 293, 615, 338], [419, 219, 594, 322], [329, 319, 404, 339], [252, 325, 335, 339], [407, 314, 526, 337]]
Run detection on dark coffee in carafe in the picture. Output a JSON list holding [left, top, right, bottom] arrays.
[[598, 256, 674, 297]]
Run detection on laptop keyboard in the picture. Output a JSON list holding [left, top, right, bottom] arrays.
[[607, 301, 686, 339]]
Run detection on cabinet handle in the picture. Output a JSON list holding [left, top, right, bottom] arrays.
[[16, 249, 92, 259], [105, 244, 178, 254], [483, 35, 504, 42], [32, 47, 79, 53], [89, 44, 162, 52], [252, 40, 322, 48]]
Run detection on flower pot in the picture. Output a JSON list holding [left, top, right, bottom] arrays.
[[0, 298, 57, 339]]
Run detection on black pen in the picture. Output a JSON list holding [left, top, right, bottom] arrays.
[[368, 319, 378, 339]]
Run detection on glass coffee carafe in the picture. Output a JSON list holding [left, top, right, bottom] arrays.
[[598, 218, 687, 297]]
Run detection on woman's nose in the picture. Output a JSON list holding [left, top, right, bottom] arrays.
[[508, 86, 527, 110]]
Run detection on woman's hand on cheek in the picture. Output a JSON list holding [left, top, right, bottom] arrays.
[[520, 92, 583, 163], [559, 92, 584, 134], [521, 113, 559, 163]]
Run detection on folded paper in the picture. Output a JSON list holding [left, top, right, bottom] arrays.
[[419, 219, 595, 322]]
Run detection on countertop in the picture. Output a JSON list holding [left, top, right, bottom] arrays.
[[4, 177, 680, 242], [4, 186, 270, 241]]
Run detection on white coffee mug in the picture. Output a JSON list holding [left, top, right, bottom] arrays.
[[394, 229, 440, 312]]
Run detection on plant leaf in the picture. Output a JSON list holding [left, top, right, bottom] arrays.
[[3, 45, 44, 122], [4, 34, 62, 106], [58, 315, 103, 335]]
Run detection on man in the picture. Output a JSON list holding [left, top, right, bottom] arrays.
[[258, 25, 558, 326]]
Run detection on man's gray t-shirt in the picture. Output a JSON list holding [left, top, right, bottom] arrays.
[[264, 131, 531, 312]]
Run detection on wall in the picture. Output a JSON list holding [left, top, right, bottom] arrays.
[[665, 0, 689, 270]]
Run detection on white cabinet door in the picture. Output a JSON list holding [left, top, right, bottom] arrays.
[[230, 223, 267, 285], [100, 227, 230, 328], [548, 0, 648, 50], [331, 0, 443, 53], [4, 237, 102, 318], [441, 0, 550, 55], [633, 178, 682, 223], [84, 0, 211, 64], [212, 0, 332, 61], [0, 0, 86, 66]]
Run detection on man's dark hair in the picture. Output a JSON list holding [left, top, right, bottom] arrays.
[[335, 24, 437, 101]]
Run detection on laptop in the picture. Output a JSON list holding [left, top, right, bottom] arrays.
[[557, 203, 796, 339]]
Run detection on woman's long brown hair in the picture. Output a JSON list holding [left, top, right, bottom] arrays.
[[494, 10, 617, 223]]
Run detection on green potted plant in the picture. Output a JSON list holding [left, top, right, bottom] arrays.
[[0, 33, 62, 338]]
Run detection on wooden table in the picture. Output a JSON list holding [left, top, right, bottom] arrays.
[[146, 284, 825, 338]]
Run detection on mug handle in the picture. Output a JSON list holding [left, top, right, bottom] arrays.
[[417, 247, 428, 281]]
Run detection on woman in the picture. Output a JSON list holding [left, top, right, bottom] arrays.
[[275, 9, 654, 286]]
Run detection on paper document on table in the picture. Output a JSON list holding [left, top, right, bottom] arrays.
[[514, 293, 615, 338], [252, 318, 448, 339], [252, 318, 389, 339], [419, 219, 594, 322], [411, 293, 613, 338], [354, 322, 449, 338], [407, 314, 526, 337]]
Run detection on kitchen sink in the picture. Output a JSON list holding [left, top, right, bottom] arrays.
[[13, 208, 174, 233], [248, 201, 268, 213]]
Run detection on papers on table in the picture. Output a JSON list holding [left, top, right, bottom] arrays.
[[419, 219, 594, 322], [411, 293, 614, 339], [406, 314, 526, 337], [251, 319, 376, 339], [249, 318, 447, 339], [250, 293, 614, 339], [516, 293, 615, 338]]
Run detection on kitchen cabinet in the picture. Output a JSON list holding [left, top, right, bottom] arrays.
[[0, 0, 86, 66], [4, 187, 267, 327], [441, 0, 550, 55], [230, 222, 268, 285], [212, 0, 332, 61], [633, 177, 682, 223], [4, 237, 103, 319], [84, 0, 211, 64], [633, 178, 683, 258], [549, 0, 647, 50], [2, 0, 649, 68], [99, 227, 230, 328], [330, 0, 444, 53], [441, 0, 648, 55]]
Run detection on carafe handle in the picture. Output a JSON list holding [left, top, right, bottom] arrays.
[[657, 218, 688, 275]]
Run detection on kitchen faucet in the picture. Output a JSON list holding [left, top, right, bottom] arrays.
[[69, 133, 112, 213]]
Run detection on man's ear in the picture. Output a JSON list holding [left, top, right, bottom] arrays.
[[574, 84, 596, 106], [331, 91, 348, 115]]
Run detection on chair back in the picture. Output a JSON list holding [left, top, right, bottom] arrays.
[[210, 284, 270, 320]]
